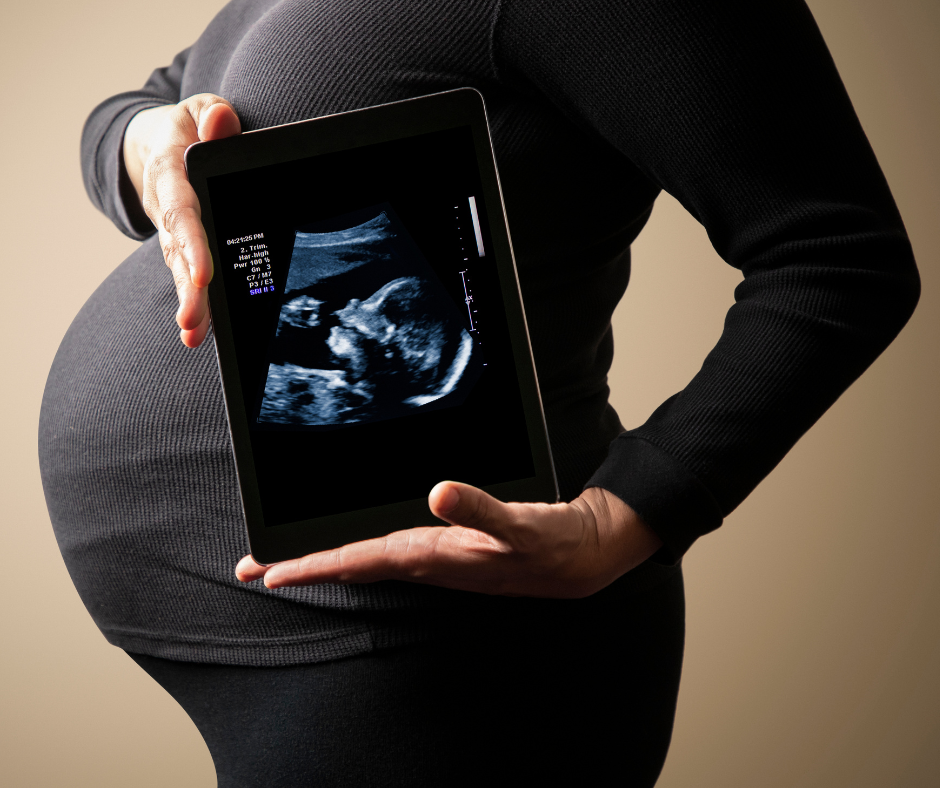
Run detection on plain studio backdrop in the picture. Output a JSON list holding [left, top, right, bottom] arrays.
[[1, 1, 937, 785]]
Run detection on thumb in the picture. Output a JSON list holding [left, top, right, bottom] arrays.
[[195, 99, 242, 141], [428, 481, 515, 539]]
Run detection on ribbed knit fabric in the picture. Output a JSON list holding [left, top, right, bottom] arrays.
[[41, 0, 918, 665]]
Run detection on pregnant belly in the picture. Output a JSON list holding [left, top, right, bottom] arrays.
[[39, 237, 234, 504], [37, 238, 253, 638], [37, 239, 453, 662], [39, 238, 237, 532]]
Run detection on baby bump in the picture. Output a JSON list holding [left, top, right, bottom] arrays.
[[38, 238, 453, 663], [37, 239, 249, 640], [39, 238, 237, 524]]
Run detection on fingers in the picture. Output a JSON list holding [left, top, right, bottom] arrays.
[[145, 125, 209, 335], [140, 94, 240, 346], [258, 525, 509, 592], [235, 554, 269, 581], [257, 530, 420, 588], [180, 301, 211, 348]]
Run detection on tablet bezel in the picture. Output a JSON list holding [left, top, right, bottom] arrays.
[[185, 88, 558, 564]]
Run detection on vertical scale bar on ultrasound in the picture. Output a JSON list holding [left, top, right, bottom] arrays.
[[468, 196, 485, 257], [460, 270, 475, 332]]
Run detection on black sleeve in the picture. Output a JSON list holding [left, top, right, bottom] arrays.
[[494, 0, 920, 562], [80, 48, 191, 240]]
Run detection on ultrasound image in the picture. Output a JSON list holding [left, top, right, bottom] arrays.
[[258, 207, 482, 428]]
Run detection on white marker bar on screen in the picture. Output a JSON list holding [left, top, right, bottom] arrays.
[[468, 196, 485, 257]]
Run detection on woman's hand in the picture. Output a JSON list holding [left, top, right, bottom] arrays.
[[236, 483, 663, 598], [123, 94, 241, 347]]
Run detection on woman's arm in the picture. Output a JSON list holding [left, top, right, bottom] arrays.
[[494, 0, 921, 563]]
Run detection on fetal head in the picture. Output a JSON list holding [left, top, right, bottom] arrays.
[[329, 277, 452, 383]]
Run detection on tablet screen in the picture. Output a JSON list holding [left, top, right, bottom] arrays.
[[206, 125, 535, 527]]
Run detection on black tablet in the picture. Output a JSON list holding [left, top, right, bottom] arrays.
[[185, 88, 557, 564]]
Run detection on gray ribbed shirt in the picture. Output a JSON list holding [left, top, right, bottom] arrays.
[[40, 0, 918, 665]]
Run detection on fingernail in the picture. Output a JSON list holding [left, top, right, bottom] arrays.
[[436, 484, 460, 513]]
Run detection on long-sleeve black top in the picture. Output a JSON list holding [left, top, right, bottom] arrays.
[[41, 0, 918, 665]]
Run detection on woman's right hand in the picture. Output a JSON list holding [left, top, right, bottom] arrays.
[[123, 94, 242, 348]]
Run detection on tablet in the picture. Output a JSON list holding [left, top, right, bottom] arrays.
[[185, 88, 558, 564]]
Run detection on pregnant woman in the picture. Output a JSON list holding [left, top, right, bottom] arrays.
[[39, 1, 919, 785]]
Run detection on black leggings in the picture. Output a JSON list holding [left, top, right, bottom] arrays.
[[129, 570, 684, 787]]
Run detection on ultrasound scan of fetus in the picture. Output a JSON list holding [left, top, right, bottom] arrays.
[[257, 207, 483, 428]]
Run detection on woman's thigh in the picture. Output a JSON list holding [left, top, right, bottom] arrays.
[[129, 569, 685, 787]]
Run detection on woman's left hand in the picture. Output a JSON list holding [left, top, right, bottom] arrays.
[[235, 482, 663, 598]]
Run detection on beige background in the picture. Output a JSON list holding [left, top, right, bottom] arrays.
[[1, 0, 937, 784]]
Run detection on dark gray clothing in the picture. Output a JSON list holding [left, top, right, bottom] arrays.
[[41, 0, 917, 665], [128, 568, 685, 786]]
